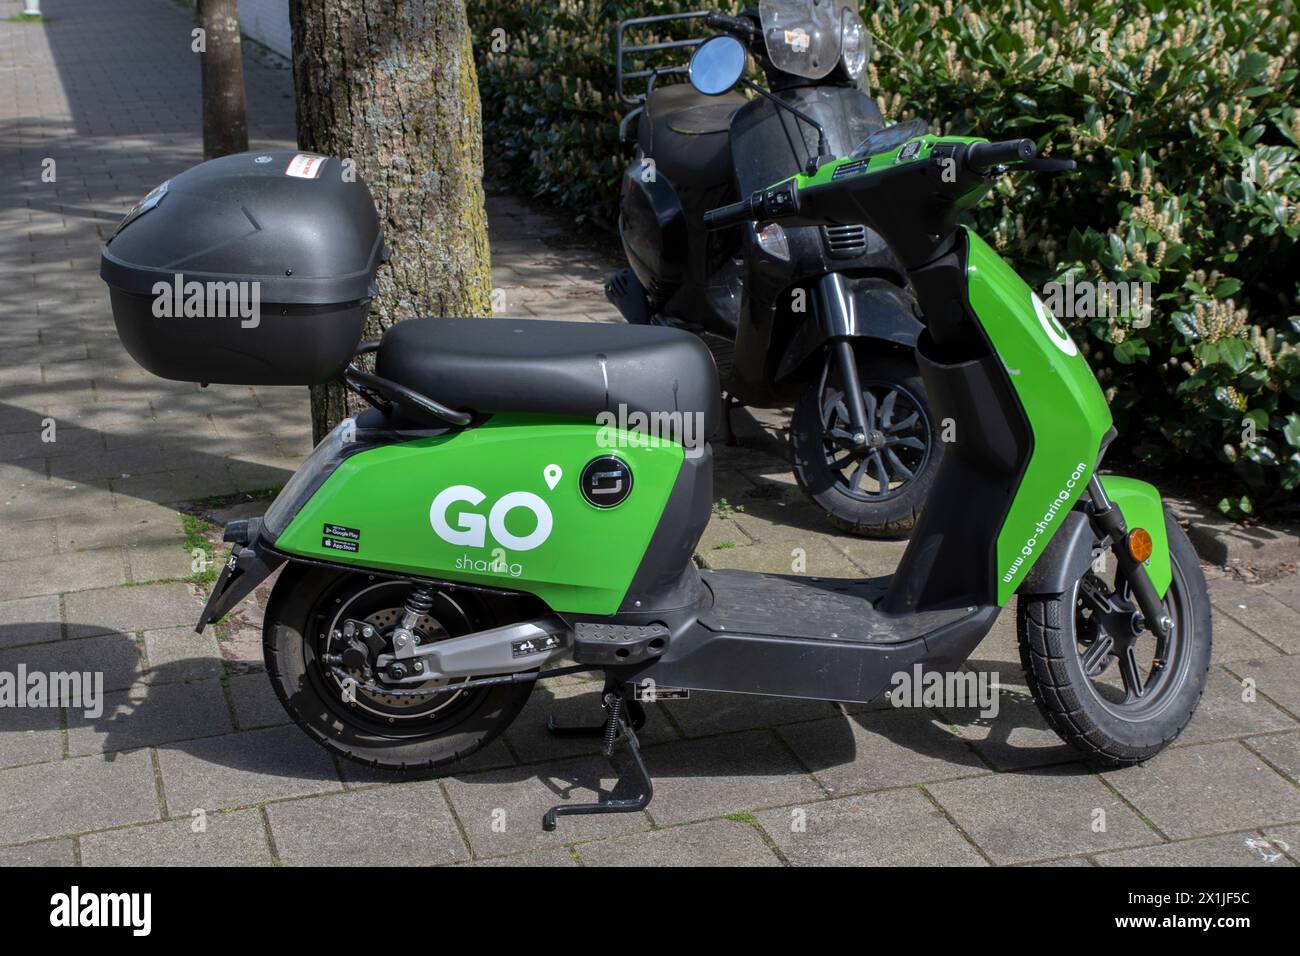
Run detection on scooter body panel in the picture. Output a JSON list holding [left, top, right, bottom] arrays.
[[271, 415, 687, 616], [963, 229, 1114, 604]]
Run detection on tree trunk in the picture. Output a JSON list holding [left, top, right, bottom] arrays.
[[197, 0, 250, 158], [289, 0, 493, 443]]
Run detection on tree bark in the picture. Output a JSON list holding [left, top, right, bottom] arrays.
[[197, 0, 250, 158], [289, 0, 493, 442]]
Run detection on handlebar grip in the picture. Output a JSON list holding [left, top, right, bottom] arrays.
[[966, 138, 1037, 173], [706, 12, 750, 33], [703, 196, 754, 230]]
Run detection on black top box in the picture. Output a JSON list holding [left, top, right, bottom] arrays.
[[101, 150, 386, 385]]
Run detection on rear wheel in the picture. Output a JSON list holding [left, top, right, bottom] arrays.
[[1018, 512, 1212, 765], [263, 565, 533, 770], [790, 351, 940, 537]]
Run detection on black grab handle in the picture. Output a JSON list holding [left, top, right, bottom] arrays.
[[966, 138, 1036, 173]]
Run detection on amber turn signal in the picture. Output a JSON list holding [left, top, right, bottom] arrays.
[[1127, 528, 1153, 563]]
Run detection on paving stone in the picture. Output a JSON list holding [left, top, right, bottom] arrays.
[[1246, 731, 1300, 785], [938, 678, 1078, 771], [926, 765, 1158, 864], [1094, 832, 1296, 867], [1211, 614, 1286, 663], [504, 681, 679, 762], [0, 631, 141, 692], [1226, 654, 1300, 717], [658, 690, 843, 738], [142, 624, 223, 683], [0, 840, 77, 867], [468, 847, 577, 867], [227, 671, 290, 730], [0, 518, 59, 559], [1102, 741, 1300, 840], [0, 594, 61, 647], [66, 678, 233, 755], [755, 787, 988, 867], [1211, 581, 1300, 654], [338, 739, 516, 784], [0, 546, 126, 600], [442, 757, 650, 856], [268, 782, 469, 866], [64, 581, 204, 638], [637, 730, 826, 824], [1261, 824, 1300, 862], [965, 611, 1023, 673], [0, 700, 65, 768], [0, 749, 161, 845], [79, 809, 274, 866], [1176, 667, 1296, 746], [777, 710, 987, 795], [156, 725, 343, 812], [576, 817, 780, 867]]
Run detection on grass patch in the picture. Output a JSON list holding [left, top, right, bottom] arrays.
[[712, 541, 736, 551], [182, 513, 220, 587], [6, 14, 49, 23]]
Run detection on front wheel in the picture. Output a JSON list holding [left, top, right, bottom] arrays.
[[1018, 511, 1212, 766], [790, 350, 941, 537], [263, 565, 534, 771]]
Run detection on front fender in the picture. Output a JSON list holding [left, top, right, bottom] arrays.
[[1018, 475, 1171, 598], [775, 276, 921, 382]]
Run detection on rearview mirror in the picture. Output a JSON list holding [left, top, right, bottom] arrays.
[[688, 35, 746, 96]]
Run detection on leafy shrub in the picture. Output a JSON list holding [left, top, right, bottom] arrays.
[[469, 0, 1300, 515]]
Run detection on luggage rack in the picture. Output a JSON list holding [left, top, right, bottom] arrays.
[[341, 340, 472, 428], [615, 10, 714, 142]]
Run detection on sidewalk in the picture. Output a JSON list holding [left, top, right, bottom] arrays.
[[1, 0, 1299, 868]]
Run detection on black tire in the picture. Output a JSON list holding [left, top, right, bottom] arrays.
[[790, 350, 941, 538], [263, 564, 533, 771], [1018, 511, 1212, 766]]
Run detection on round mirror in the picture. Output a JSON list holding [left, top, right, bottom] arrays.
[[688, 35, 747, 96]]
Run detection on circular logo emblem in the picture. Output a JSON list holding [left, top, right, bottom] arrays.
[[1031, 291, 1078, 356], [580, 456, 633, 508]]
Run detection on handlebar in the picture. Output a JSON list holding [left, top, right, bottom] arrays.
[[702, 196, 755, 230], [705, 11, 760, 45], [965, 138, 1036, 173]]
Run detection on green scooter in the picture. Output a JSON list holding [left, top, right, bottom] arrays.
[[103, 39, 1211, 832]]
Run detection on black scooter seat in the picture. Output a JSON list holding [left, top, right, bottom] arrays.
[[377, 317, 721, 436]]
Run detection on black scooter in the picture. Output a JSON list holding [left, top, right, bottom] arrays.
[[605, 3, 940, 536]]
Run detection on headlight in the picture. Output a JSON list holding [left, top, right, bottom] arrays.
[[840, 11, 870, 82]]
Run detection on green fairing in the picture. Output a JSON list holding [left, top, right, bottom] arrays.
[[963, 230, 1114, 605], [273, 415, 685, 615], [1098, 475, 1172, 598]]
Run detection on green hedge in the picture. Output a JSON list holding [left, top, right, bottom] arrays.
[[469, 0, 1300, 516]]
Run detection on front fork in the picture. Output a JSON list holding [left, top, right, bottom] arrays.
[[1085, 476, 1173, 638], [817, 273, 873, 449]]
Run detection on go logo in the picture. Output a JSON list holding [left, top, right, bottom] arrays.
[[1031, 291, 1078, 357], [429, 485, 553, 552]]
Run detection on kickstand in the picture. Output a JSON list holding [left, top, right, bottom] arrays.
[[542, 689, 653, 831], [722, 393, 739, 447]]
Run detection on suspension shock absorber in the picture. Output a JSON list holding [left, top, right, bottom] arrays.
[[390, 584, 436, 662]]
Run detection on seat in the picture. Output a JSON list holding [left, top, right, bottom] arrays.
[[636, 83, 746, 193], [376, 318, 721, 437]]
